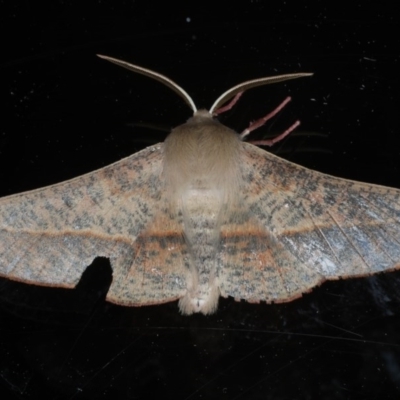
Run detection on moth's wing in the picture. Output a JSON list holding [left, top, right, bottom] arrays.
[[218, 142, 400, 303], [0, 144, 189, 307]]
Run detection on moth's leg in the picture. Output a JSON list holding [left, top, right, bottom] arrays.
[[213, 92, 243, 115], [248, 120, 300, 147], [240, 96, 295, 142]]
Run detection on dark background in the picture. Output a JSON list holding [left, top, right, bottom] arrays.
[[1, 2, 400, 399]]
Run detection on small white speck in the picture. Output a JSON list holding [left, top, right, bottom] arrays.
[[151, 268, 162, 276], [186, 17, 191, 23]]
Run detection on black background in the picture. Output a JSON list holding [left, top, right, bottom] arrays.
[[1, 2, 400, 399]]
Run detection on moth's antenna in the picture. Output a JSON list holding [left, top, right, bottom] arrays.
[[97, 55, 197, 113], [209, 73, 313, 114]]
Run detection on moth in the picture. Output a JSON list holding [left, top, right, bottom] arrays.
[[1, 56, 400, 315]]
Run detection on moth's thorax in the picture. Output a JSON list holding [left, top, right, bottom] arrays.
[[163, 109, 242, 202]]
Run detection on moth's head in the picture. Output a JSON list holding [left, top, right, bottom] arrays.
[[189, 109, 214, 122]]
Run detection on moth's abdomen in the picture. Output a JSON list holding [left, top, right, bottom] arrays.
[[178, 188, 223, 315]]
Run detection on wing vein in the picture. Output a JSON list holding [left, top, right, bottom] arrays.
[[326, 209, 372, 272], [303, 205, 343, 267]]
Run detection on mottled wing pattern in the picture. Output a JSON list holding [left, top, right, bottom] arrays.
[[218, 142, 400, 303], [0, 144, 188, 306]]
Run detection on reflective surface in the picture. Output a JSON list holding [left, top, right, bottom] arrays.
[[1, 3, 400, 399]]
